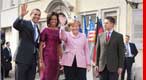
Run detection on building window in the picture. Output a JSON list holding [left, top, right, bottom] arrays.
[[101, 8, 120, 31], [82, 14, 96, 27], [81, 14, 96, 29], [104, 11, 117, 23]]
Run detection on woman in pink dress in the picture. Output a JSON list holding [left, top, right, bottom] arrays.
[[39, 12, 62, 80]]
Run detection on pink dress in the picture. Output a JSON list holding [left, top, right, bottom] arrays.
[[40, 28, 61, 80]]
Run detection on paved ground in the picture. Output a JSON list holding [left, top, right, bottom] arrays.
[[4, 50, 143, 80], [4, 63, 65, 80], [3, 64, 142, 80]]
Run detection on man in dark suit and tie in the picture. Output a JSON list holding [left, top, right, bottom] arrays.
[[13, 3, 40, 80], [121, 35, 138, 80], [95, 16, 125, 80], [3, 42, 12, 77]]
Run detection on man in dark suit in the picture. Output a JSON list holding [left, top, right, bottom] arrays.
[[121, 35, 138, 80], [95, 16, 125, 80], [3, 42, 12, 77], [13, 3, 40, 80]]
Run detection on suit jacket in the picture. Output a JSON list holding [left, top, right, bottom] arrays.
[[127, 43, 138, 62], [60, 29, 90, 68], [13, 17, 40, 64], [3, 47, 12, 62], [96, 31, 125, 72], [3, 47, 12, 70]]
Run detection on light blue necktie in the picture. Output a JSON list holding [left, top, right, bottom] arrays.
[[34, 24, 38, 42], [125, 43, 129, 57]]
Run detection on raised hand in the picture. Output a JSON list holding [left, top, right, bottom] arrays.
[[59, 15, 67, 26], [20, 3, 28, 17]]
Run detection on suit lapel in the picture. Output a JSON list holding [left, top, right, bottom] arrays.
[[26, 21, 34, 43], [27, 21, 40, 43], [29, 21, 35, 41], [129, 43, 133, 54], [102, 32, 107, 45]]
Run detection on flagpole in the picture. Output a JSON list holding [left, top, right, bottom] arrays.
[[94, 16, 99, 45]]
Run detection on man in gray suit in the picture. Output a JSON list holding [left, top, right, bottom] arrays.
[[13, 4, 41, 80], [96, 16, 125, 80]]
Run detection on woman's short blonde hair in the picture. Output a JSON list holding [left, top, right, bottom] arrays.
[[68, 20, 81, 27]]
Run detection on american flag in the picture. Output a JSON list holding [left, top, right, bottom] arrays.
[[88, 17, 96, 42]]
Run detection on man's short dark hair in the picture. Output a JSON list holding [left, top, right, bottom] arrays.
[[105, 16, 116, 24], [125, 35, 130, 38], [30, 8, 41, 15], [6, 42, 10, 45]]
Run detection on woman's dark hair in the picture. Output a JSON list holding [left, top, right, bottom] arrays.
[[47, 12, 59, 27], [105, 16, 116, 24], [58, 12, 68, 25]]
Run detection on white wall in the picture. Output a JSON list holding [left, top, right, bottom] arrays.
[[2, 0, 18, 10], [1, 8, 18, 28], [79, 0, 121, 12], [1, 0, 19, 58], [2, 0, 11, 10], [0, 0, 2, 28], [131, 9, 143, 49]]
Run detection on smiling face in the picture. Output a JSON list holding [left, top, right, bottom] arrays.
[[50, 15, 58, 27], [46, 12, 59, 27], [30, 9, 41, 23], [70, 21, 80, 35]]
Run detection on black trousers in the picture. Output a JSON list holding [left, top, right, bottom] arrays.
[[64, 57, 87, 80], [5, 69, 10, 77], [99, 66, 119, 80], [1, 65, 4, 80], [4, 62, 12, 77], [15, 55, 37, 80], [121, 57, 133, 80]]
